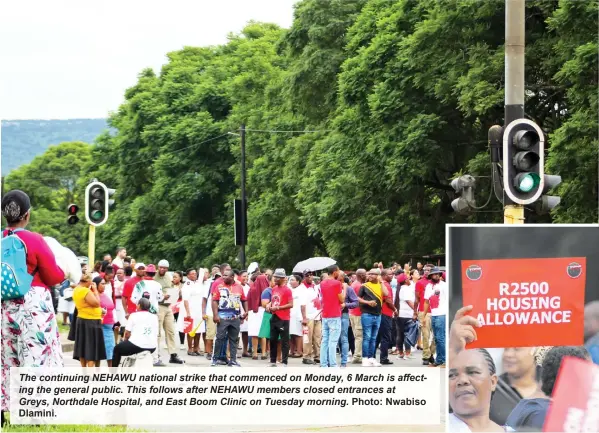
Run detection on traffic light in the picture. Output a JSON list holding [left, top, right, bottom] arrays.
[[535, 174, 562, 214], [450, 175, 476, 214], [85, 181, 116, 227], [502, 119, 545, 205], [67, 204, 79, 225]]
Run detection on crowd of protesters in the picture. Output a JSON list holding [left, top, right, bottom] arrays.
[[0, 189, 449, 425], [62, 254, 448, 369]]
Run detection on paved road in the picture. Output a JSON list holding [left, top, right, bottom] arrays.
[[62, 339, 445, 432]]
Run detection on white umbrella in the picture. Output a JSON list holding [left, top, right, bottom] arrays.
[[44, 237, 82, 285], [293, 257, 336, 274]]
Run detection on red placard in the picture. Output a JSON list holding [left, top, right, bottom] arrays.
[[461, 257, 585, 348], [543, 357, 599, 432]]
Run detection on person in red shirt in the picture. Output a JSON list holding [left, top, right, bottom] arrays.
[[246, 263, 270, 359], [377, 269, 398, 365], [1, 190, 66, 419], [121, 263, 146, 318], [319, 265, 344, 367], [414, 264, 436, 365], [211, 270, 247, 367], [266, 268, 293, 366]]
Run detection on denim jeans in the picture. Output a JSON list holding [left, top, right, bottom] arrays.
[[361, 313, 381, 359], [320, 317, 342, 367], [431, 315, 446, 365], [340, 313, 350, 365]]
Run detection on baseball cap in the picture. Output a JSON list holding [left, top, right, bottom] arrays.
[[145, 264, 157, 273], [134, 263, 146, 270], [247, 262, 259, 274], [397, 273, 408, 284], [158, 259, 169, 268]]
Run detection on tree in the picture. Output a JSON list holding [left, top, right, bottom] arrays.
[[3, 141, 92, 254]]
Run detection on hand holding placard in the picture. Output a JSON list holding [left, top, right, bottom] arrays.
[[449, 305, 482, 361]]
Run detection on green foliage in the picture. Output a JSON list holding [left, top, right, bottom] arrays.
[[1, 119, 108, 174], [4, 1, 597, 269], [4, 142, 92, 255]]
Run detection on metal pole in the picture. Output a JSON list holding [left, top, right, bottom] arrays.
[[88, 225, 95, 267], [240, 124, 247, 270], [504, 0, 526, 224]]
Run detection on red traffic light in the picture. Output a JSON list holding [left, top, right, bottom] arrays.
[[68, 204, 79, 215]]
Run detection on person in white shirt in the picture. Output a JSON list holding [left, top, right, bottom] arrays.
[[424, 267, 447, 367], [113, 268, 127, 343], [112, 298, 158, 366], [112, 247, 127, 271], [395, 273, 416, 359], [296, 271, 321, 365]]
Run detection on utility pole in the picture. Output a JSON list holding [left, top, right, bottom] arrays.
[[240, 124, 247, 270], [504, 0, 526, 224]]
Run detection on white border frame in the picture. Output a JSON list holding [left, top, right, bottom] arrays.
[[503, 118, 545, 205], [445, 223, 599, 427], [84, 181, 109, 227]]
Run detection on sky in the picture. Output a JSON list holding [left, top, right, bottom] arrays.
[[0, 0, 296, 120]]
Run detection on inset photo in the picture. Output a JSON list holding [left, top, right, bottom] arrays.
[[447, 224, 599, 433]]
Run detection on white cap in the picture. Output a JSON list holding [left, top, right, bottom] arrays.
[[134, 263, 146, 270], [247, 262, 259, 274], [158, 259, 169, 268]]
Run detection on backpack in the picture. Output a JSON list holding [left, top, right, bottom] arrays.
[[1, 229, 36, 301]]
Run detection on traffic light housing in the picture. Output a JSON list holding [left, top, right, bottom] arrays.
[[502, 119, 544, 205], [67, 204, 79, 225], [85, 181, 116, 227], [535, 174, 562, 214], [450, 175, 476, 214]]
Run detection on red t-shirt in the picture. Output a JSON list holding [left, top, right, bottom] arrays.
[[320, 279, 343, 318], [415, 278, 429, 313], [381, 281, 395, 317], [349, 281, 362, 316], [271, 285, 293, 320], [122, 276, 142, 313], [212, 282, 246, 316], [2, 229, 64, 290]]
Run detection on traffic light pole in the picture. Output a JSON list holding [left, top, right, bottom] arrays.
[[88, 224, 95, 267], [504, 0, 525, 224], [240, 124, 247, 270]]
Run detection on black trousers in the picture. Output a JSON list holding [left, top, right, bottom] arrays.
[[378, 315, 393, 361], [112, 340, 156, 367], [173, 312, 185, 344], [270, 315, 290, 364], [214, 317, 241, 362], [396, 317, 412, 352]]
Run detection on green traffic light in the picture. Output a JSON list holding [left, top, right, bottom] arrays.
[[91, 210, 104, 221], [515, 173, 540, 193]]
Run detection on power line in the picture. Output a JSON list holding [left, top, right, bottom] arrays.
[[243, 128, 334, 133], [120, 132, 231, 168], [4, 133, 233, 183]]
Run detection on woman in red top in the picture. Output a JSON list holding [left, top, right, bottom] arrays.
[[1, 190, 65, 418]]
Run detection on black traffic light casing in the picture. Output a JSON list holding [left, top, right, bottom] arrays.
[[502, 119, 545, 205], [234, 199, 248, 246], [535, 175, 562, 214], [450, 175, 476, 214], [67, 204, 79, 225], [85, 181, 116, 227]]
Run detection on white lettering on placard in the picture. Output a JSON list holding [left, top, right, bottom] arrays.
[[479, 281, 571, 326]]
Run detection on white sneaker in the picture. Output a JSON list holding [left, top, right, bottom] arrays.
[[370, 358, 382, 367], [362, 359, 371, 367]]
